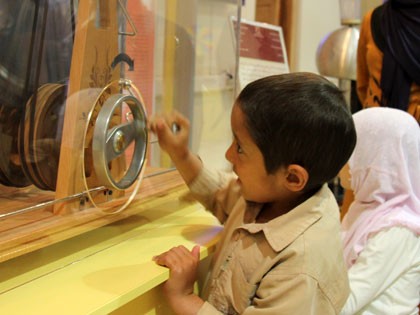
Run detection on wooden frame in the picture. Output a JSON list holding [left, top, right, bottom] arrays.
[[55, 0, 121, 214]]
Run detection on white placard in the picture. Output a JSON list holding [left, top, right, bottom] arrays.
[[231, 17, 290, 89]]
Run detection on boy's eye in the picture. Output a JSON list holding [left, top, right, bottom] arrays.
[[236, 143, 243, 153]]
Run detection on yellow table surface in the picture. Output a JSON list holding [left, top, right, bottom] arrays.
[[0, 186, 222, 314]]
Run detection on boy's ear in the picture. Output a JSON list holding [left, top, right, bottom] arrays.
[[285, 164, 308, 192]]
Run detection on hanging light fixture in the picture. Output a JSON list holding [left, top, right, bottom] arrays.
[[316, 0, 361, 81]]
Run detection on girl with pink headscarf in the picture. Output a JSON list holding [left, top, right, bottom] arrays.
[[339, 107, 420, 315]]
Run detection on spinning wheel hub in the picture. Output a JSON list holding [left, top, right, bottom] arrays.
[[113, 130, 126, 153]]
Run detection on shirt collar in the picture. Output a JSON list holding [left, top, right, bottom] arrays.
[[240, 184, 337, 252]]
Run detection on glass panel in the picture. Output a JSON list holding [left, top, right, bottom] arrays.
[[0, 0, 240, 266]]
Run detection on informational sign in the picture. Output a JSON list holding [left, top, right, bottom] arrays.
[[231, 17, 289, 89]]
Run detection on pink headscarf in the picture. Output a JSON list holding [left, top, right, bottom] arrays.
[[341, 107, 420, 268]]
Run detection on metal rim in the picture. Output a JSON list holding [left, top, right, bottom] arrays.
[[92, 93, 148, 190]]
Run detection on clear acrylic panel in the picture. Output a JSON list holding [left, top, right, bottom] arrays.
[[0, 0, 240, 263]]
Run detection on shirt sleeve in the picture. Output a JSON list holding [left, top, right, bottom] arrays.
[[340, 227, 419, 315], [188, 167, 240, 224]]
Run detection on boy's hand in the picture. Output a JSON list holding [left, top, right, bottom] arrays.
[[148, 111, 202, 184], [149, 111, 190, 163], [153, 245, 204, 314]]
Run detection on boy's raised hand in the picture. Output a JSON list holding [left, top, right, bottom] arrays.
[[148, 111, 203, 184], [148, 111, 190, 163]]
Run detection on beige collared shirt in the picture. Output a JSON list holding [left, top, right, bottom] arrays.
[[189, 168, 349, 315]]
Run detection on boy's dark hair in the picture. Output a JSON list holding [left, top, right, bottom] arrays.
[[237, 72, 356, 192]]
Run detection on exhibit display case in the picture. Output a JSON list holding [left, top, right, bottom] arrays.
[[0, 0, 240, 263]]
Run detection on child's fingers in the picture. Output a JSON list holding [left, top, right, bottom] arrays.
[[152, 246, 184, 268], [147, 116, 164, 133], [173, 111, 190, 130], [148, 118, 175, 147], [152, 251, 176, 268], [152, 245, 199, 268], [191, 245, 201, 260], [148, 111, 189, 136]]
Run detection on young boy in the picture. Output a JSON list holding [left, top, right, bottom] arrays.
[[151, 72, 357, 315]]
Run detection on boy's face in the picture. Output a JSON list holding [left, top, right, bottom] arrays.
[[225, 103, 289, 204]]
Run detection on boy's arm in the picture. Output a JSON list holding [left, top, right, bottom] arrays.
[[150, 111, 237, 224], [149, 111, 202, 184]]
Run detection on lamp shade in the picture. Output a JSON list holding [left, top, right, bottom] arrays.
[[316, 26, 360, 80]]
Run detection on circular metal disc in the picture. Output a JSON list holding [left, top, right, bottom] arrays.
[[92, 93, 148, 190]]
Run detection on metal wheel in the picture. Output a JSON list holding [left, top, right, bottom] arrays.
[[92, 93, 148, 190], [20, 84, 66, 190]]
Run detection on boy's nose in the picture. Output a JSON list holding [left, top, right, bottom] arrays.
[[225, 144, 233, 163]]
